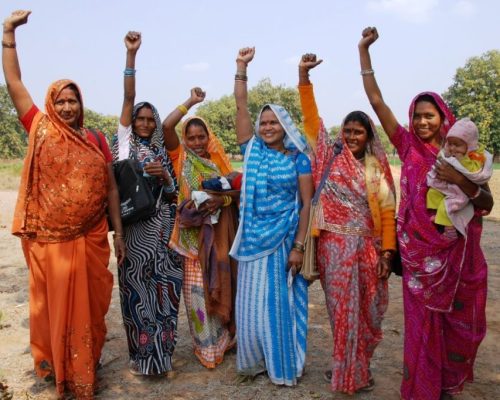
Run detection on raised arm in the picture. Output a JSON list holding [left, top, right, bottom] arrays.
[[234, 47, 255, 145], [2, 10, 34, 118], [298, 53, 323, 150], [358, 27, 399, 139], [161, 87, 206, 151], [119, 31, 141, 127]]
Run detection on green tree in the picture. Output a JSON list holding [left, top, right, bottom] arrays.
[[0, 84, 26, 158], [196, 78, 303, 155], [196, 94, 238, 154], [84, 109, 119, 143], [443, 50, 500, 156]]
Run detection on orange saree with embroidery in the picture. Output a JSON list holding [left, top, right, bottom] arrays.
[[13, 80, 113, 399]]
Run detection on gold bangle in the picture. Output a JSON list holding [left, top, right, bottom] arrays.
[[113, 233, 124, 239], [292, 241, 305, 253], [177, 104, 188, 115], [222, 195, 232, 207], [2, 41, 16, 49]]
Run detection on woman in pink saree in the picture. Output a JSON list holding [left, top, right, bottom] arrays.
[[359, 27, 494, 400]]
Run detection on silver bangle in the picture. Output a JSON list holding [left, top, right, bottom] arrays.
[[360, 69, 374, 76], [163, 181, 176, 193]]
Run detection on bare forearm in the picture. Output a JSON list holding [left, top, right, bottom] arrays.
[[460, 180, 494, 212], [358, 45, 398, 138], [2, 28, 32, 116], [234, 61, 253, 144], [358, 45, 382, 103], [123, 50, 137, 102], [108, 186, 123, 235], [163, 96, 197, 132], [2, 29, 20, 83], [294, 201, 310, 244]]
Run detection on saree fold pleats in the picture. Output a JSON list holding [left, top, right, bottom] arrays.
[[24, 217, 112, 399]]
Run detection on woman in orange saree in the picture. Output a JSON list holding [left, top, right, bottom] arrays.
[[2, 10, 125, 399]]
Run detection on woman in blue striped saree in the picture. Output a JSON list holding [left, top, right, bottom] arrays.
[[230, 47, 314, 386]]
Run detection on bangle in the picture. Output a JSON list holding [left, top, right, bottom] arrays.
[[113, 233, 124, 239], [163, 180, 176, 193], [124, 67, 136, 77], [235, 73, 248, 82], [177, 104, 188, 115], [2, 41, 16, 49], [360, 69, 374, 76], [292, 241, 305, 253], [469, 186, 481, 200], [222, 195, 232, 207]]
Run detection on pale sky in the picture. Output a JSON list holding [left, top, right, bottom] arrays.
[[1, 0, 498, 129]]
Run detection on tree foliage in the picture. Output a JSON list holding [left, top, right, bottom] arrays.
[[0, 84, 119, 158], [196, 78, 302, 155], [443, 50, 500, 156], [84, 108, 119, 143], [0, 84, 26, 158]]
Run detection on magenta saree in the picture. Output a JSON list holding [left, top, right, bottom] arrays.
[[392, 92, 487, 399]]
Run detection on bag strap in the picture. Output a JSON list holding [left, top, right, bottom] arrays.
[[312, 140, 343, 206], [88, 128, 103, 151]]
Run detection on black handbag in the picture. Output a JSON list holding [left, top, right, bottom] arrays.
[[86, 129, 157, 228], [112, 159, 157, 226], [391, 241, 403, 277], [391, 216, 403, 277]]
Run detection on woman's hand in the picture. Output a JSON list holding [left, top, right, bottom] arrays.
[[143, 161, 165, 178], [198, 195, 225, 217], [189, 87, 206, 106], [288, 249, 303, 276], [236, 47, 255, 66], [124, 31, 141, 52], [434, 158, 465, 185], [299, 53, 323, 72], [359, 26, 379, 49], [377, 251, 392, 279], [3, 10, 31, 32], [113, 237, 126, 266]]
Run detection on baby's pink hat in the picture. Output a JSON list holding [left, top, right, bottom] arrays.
[[446, 118, 479, 151]]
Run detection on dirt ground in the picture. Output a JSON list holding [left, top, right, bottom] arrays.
[[0, 169, 499, 400]]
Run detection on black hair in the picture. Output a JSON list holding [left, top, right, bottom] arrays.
[[185, 118, 209, 136], [64, 83, 82, 104], [343, 111, 374, 140], [133, 102, 153, 115], [414, 94, 445, 120]]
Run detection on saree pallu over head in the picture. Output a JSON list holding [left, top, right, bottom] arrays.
[[312, 114, 396, 243], [396, 92, 479, 312], [230, 104, 310, 261], [111, 101, 177, 190], [169, 116, 233, 259], [12, 79, 108, 243]]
